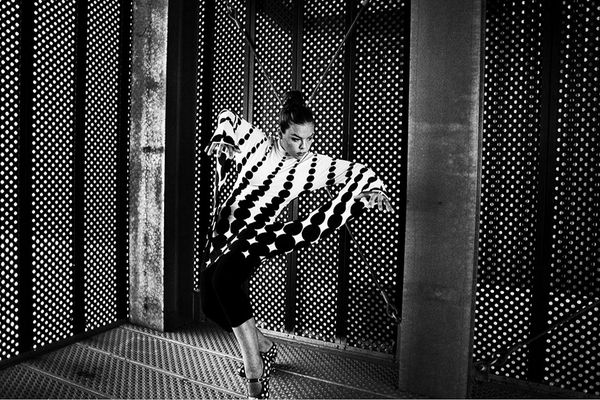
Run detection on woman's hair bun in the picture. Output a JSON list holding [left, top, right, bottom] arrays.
[[279, 90, 314, 133], [282, 90, 305, 110]]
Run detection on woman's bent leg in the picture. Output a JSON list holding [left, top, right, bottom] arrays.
[[200, 264, 233, 332], [209, 252, 268, 397], [232, 318, 266, 397], [256, 328, 273, 353], [210, 251, 255, 327]]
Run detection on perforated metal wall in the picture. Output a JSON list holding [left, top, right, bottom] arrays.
[[0, 0, 130, 365], [346, 0, 406, 353], [476, 0, 545, 379], [545, 0, 599, 394], [83, 0, 126, 331], [31, 0, 78, 349], [193, 0, 208, 291], [477, 0, 599, 395], [212, 0, 247, 119], [249, 0, 295, 333], [0, 0, 21, 361]]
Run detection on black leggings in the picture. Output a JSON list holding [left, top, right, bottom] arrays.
[[200, 250, 261, 332]]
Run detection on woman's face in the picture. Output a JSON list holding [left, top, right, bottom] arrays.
[[280, 122, 315, 160]]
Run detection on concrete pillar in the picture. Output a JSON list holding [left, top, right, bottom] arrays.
[[129, 0, 196, 331], [398, 0, 484, 398], [129, 0, 169, 331]]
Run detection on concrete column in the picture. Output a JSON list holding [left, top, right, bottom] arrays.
[[398, 0, 484, 398], [129, 0, 169, 331], [129, 0, 197, 331]]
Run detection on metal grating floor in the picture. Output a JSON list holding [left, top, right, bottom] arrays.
[[0, 322, 585, 399], [0, 323, 411, 399]]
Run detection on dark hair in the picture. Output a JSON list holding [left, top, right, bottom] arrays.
[[279, 90, 314, 133]]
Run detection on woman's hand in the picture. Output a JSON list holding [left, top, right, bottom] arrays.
[[204, 142, 240, 159], [356, 190, 394, 213]]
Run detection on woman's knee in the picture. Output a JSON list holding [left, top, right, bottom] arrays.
[[211, 251, 247, 292]]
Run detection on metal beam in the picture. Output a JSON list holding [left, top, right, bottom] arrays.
[[164, 0, 201, 330]]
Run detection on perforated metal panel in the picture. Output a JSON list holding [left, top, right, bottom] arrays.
[[0, 0, 21, 361], [212, 0, 246, 118], [193, 0, 208, 291], [294, 0, 347, 344], [545, 1, 599, 395], [475, 0, 545, 379], [0, 0, 130, 365], [346, 0, 407, 353], [83, 0, 125, 331], [214, 0, 246, 220], [477, 0, 599, 394], [31, 0, 77, 349], [249, 0, 295, 333]]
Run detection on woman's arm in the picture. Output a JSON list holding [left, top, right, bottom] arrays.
[[309, 154, 392, 211], [205, 109, 268, 187], [223, 157, 392, 260], [206, 110, 266, 157]]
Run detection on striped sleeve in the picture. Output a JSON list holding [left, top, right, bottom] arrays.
[[210, 109, 268, 186]]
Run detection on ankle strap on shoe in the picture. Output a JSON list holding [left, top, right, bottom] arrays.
[[246, 376, 267, 384]]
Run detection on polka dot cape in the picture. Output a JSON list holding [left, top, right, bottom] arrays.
[[207, 109, 388, 267]]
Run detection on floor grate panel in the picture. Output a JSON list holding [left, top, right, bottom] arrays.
[[0, 322, 583, 399], [24, 341, 232, 399], [85, 326, 400, 398], [124, 323, 401, 396], [0, 364, 100, 399]]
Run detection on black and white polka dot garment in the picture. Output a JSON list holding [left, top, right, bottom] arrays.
[[207, 110, 387, 266]]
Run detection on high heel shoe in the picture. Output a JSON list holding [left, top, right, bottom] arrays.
[[239, 342, 277, 377], [246, 358, 271, 399]]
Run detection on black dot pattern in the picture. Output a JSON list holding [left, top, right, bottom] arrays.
[[206, 111, 386, 292], [0, 0, 21, 361]]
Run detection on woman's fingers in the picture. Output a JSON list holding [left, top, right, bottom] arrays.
[[357, 191, 395, 213], [204, 142, 238, 158], [228, 145, 241, 157], [204, 142, 216, 155], [383, 197, 394, 213]]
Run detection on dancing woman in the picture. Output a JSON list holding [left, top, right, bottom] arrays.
[[201, 90, 392, 399]]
